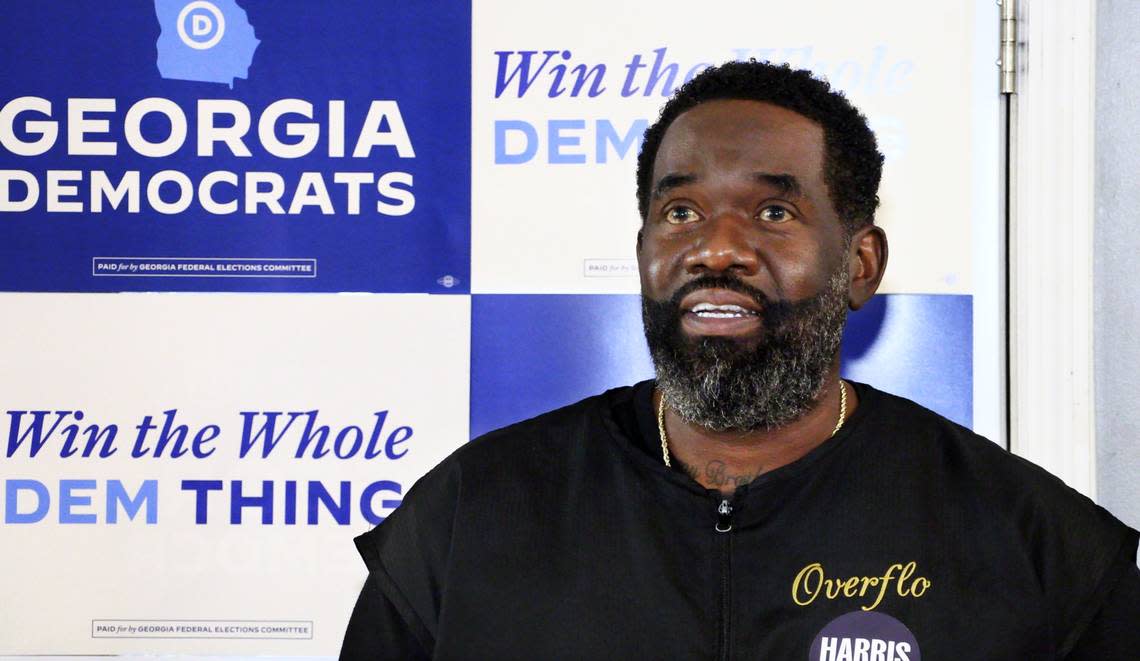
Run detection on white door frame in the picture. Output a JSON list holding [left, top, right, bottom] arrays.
[[1007, 0, 1098, 499]]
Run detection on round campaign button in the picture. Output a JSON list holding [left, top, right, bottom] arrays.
[[808, 610, 920, 661]]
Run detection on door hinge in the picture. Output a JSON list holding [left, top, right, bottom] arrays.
[[999, 0, 1018, 94]]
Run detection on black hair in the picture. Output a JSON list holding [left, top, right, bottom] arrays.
[[636, 60, 883, 233]]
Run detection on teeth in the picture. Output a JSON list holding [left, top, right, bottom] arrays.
[[688, 305, 752, 314], [691, 303, 755, 319]]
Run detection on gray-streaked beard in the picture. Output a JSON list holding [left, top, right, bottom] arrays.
[[641, 265, 849, 432]]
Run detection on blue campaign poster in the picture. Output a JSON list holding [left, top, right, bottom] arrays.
[[0, 1, 471, 293]]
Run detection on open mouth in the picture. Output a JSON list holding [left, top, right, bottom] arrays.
[[675, 286, 766, 337], [689, 302, 759, 319], [681, 301, 763, 337]]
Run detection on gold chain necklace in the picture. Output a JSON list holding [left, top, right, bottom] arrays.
[[656, 380, 848, 468]]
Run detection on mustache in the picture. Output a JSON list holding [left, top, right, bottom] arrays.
[[667, 274, 771, 309]]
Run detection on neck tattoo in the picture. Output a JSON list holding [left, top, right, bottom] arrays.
[[656, 380, 848, 468]]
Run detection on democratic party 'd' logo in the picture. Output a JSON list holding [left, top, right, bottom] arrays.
[[177, 1, 225, 50], [155, 0, 259, 88]]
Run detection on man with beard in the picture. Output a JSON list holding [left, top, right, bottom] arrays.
[[341, 61, 1139, 659]]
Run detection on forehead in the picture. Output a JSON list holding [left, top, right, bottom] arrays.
[[652, 99, 826, 186]]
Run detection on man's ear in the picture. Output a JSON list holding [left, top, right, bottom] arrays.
[[636, 227, 644, 251], [848, 224, 888, 310]]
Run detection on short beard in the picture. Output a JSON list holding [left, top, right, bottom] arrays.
[[642, 266, 849, 432]]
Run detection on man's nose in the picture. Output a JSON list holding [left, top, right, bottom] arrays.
[[682, 213, 760, 275]]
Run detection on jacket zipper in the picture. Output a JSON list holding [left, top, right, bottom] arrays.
[[716, 498, 733, 661]]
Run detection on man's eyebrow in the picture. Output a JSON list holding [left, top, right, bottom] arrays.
[[653, 172, 804, 199], [652, 173, 697, 198], [755, 172, 804, 199]]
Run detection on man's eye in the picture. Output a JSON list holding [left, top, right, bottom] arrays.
[[758, 205, 793, 222], [665, 206, 700, 224]]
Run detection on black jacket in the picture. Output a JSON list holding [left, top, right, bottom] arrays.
[[342, 381, 1139, 659]]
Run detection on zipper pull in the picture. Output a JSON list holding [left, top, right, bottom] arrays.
[[715, 499, 733, 533]]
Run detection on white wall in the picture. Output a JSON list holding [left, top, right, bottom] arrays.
[[1094, 0, 1140, 533]]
